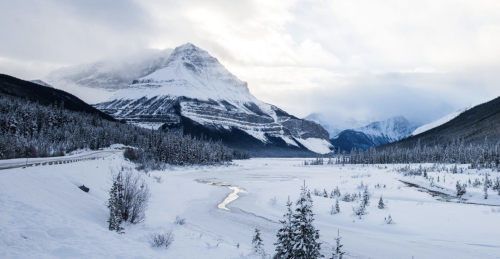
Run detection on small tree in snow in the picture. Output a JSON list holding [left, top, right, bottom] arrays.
[[333, 186, 341, 197], [323, 189, 328, 198], [329, 230, 345, 259], [330, 199, 340, 215], [252, 228, 264, 255], [378, 195, 385, 209], [456, 181, 466, 198], [483, 176, 489, 199], [385, 215, 394, 224], [362, 186, 370, 206]]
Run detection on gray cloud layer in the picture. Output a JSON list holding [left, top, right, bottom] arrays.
[[2, 0, 500, 125]]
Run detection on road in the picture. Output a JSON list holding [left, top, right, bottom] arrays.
[[0, 150, 123, 170]]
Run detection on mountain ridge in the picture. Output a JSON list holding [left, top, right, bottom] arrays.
[[330, 116, 418, 151], [94, 43, 332, 155]]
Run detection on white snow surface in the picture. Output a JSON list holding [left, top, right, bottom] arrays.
[[0, 154, 500, 259], [412, 106, 470, 136], [1, 154, 500, 258]]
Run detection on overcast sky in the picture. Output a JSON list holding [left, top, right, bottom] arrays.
[[2, 0, 500, 125]]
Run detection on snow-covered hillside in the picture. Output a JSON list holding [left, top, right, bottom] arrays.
[[96, 43, 331, 154], [412, 106, 470, 136], [2, 154, 500, 258]]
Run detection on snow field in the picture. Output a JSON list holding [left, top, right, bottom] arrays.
[[1, 155, 500, 258]]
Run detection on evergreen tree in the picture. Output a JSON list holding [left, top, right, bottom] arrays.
[[456, 181, 466, 198], [252, 228, 264, 255], [329, 230, 345, 259], [290, 182, 323, 258], [107, 172, 124, 234], [362, 186, 370, 206], [378, 195, 384, 209], [484, 175, 489, 199], [274, 197, 294, 259], [335, 199, 340, 214], [333, 186, 341, 197]]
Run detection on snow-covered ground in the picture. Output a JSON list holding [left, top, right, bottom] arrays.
[[1, 154, 500, 258]]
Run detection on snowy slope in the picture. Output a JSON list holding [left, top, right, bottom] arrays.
[[96, 43, 331, 154], [2, 154, 500, 258], [412, 107, 470, 136]]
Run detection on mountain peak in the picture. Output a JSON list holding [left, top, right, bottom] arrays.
[[123, 43, 253, 103]]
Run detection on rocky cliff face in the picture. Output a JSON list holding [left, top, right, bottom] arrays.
[[95, 43, 331, 155]]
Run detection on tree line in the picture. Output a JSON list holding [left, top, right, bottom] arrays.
[[0, 95, 241, 167], [337, 138, 500, 169]]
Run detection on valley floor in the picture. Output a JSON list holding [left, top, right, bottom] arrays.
[[1, 153, 499, 258]]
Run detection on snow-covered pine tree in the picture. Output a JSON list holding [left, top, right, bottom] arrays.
[[378, 195, 384, 209], [333, 186, 341, 197], [456, 181, 466, 198], [323, 189, 328, 198], [290, 182, 323, 259], [329, 191, 335, 199], [108, 172, 124, 233], [252, 228, 264, 255], [483, 175, 489, 199], [362, 186, 370, 206], [274, 197, 294, 259], [329, 230, 345, 259], [385, 214, 394, 224], [335, 199, 340, 214]]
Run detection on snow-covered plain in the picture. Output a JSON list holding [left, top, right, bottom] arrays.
[[1, 154, 500, 258]]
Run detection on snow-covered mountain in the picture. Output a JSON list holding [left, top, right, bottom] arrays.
[[330, 116, 419, 151], [44, 49, 173, 91], [303, 113, 372, 137], [411, 106, 470, 136], [95, 43, 332, 155]]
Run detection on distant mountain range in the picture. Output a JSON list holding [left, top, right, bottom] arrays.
[[328, 116, 419, 151], [382, 98, 500, 149], [82, 43, 332, 156], [303, 113, 372, 137]]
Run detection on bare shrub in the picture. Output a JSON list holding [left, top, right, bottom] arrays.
[[174, 216, 186, 225], [111, 166, 152, 224], [148, 229, 174, 249]]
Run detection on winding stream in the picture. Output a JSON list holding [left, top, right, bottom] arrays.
[[196, 180, 245, 211]]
